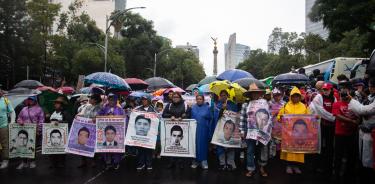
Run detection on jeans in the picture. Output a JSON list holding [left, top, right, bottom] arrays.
[[0, 127, 9, 160], [334, 134, 357, 181], [218, 148, 235, 167], [104, 153, 122, 165], [136, 147, 153, 167], [319, 124, 335, 172], [246, 139, 268, 171]]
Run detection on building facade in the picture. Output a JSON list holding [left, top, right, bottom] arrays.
[[305, 0, 329, 39], [224, 33, 250, 70], [176, 43, 200, 60]]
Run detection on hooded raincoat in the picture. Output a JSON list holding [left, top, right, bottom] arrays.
[[277, 87, 310, 163]]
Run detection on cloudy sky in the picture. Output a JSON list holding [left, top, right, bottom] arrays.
[[126, 0, 306, 75]]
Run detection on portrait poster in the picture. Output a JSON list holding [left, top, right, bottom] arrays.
[[65, 117, 96, 157], [95, 116, 126, 153], [160, 119, 196, 158], [42, 123, 68, 154], [125, 111, 159, 149], [271, 109, 282, 140], [246, 100, 273, 145], [9, 123, 36, 158], [211, 110, 241, 148], [281, 114, 321, 154]]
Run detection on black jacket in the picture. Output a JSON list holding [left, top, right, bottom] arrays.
[[162, 100, 191, 119]]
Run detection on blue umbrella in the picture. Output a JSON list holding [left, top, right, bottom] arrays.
[[198, 84, 210, 93], [79, 87, 91, 94], [84, 72, 131, 90], [128, 91, 152, 100], [217, 69, 254, 82]]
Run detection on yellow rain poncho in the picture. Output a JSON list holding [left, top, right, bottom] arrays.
[[277, 87, 310, 163]]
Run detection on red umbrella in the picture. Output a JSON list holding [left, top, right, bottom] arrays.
[[36, 86, 57, 92], [124, 78, 149, 91], [57, 86, 75, 94], [164, 87, 186, 94]]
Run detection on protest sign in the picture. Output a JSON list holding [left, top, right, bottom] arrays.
[[281, 114, 321, 153], [246, 99, 272, 145], [160, 119, 196, 158], [271, 109, 282, 140], [95, 116, 126, 153], [9, 123, 36, 158], [65, 117, 96, 157], [42, 123, 68, 154], [125, 111, 159, 149], [211, 110, 241, 148]]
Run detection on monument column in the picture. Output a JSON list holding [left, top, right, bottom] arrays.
[[212, 37, 218, 75]]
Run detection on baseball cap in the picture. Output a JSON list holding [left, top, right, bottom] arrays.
[[322, 83, 333, 90]]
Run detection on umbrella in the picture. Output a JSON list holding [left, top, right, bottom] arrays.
[[229, 83, 247, 103], [57, 86, 75, 95], [217, 69, 254, 82], [209, 80, 231, 96], [233, 78, 267, 90], [14, 80, 44, 89], [129, 91, 152, 99], [260, 76, 275, 88], [185, 84, 198, 91], [197, 76, 217, 86], [144, 77, 175, 91], [272, 73, 309, 86], [36, 86, 58, 92], [125, 78, 149, 91], [164, 87, 186, 94], [7, 87, 38, 95], [153, 88, 166, 96], [4, 94, 33, 108], [198, 84, 210, 93], [38, 90, 72, 115], [84, 72, 131, 90], [79, 87, 92, 94]]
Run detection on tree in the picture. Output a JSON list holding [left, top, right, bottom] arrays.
[[237, 49, 273, 79]]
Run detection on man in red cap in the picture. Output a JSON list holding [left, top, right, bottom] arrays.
[[310, 82, 337, 176]]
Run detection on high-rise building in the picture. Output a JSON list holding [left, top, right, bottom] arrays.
[[176, 42, 200, 60], [224, 33, 250, 70], [305, 0, 329, 39], [50, 0, 126, 33]]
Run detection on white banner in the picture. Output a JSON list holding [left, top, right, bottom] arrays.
[[42, 123, 68, 154], [125, 111, 159, 149], [211, 110, 241, 148], [9, 124, 36, 158]]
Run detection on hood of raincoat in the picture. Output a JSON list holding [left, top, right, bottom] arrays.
[[290, 87, 301, 97]]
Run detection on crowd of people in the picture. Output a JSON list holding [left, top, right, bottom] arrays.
[[0, 73, 374, 183]]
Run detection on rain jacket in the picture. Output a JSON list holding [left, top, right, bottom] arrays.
[[277, 87, 310, 163], [309, 93, 336, 123]]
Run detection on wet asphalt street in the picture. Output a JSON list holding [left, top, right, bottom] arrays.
[[0, 151, 373, 184]]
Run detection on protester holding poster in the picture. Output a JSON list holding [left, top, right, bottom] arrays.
[[97, 93, 125, 169], [270, 88, 285, 141], [162, 92, 192, 169], [66, 117, 96, 158], [96, 117, 125, 153], [42, 123, 68, 155], [127, 95, 158, 171], [212, 90, 238, 171], [16, 96, 44, 169], [277, 87, 310, 175], [241, 83, 271, 177], [9, 124, 36, 167], [191, 95, 212, 169], [47, 97, 72, 168]]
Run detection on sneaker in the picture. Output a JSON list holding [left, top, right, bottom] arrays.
[[201, 161, 208, 170], [136, 164, 145, 171], [146, 166, 153, 170], [29, 161, 36, 169], [227, 164, 236, 171], [218, 164, 226, 171], [293, 167, 302, 174], [16, 162, 26, 170], [191, 161, 199, 169], [0, 160, 9, 169], [286, 166, 293, 174], [240, 152, 245, 159]]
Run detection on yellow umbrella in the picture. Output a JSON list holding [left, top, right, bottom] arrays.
[[209, 80, 231, 96], [229, 83, 247, 103]]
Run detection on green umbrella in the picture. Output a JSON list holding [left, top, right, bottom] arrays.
[[260, 76, 275, 88], [38, 90, 73, 115]]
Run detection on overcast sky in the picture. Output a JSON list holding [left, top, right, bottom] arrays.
[[126, 0, 306, 76]]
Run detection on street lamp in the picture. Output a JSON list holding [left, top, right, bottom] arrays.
[[154, 48, 174, 77], [305, 49, 321, 63], [104, 6, 146, 72]]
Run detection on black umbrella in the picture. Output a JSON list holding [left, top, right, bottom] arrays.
[[185, 84, 198, 92], [197, 76, 217, 86], [144, 77, 175, 91], [233, 78, 267, 90], [14, 80, 44, 89], [272, 73, 309, 86]]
